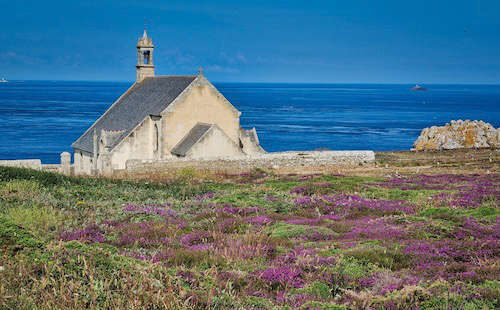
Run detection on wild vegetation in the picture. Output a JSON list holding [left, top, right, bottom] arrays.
[[0, 164, 498, 309]]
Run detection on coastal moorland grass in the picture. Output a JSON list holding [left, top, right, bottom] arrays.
[[0, 165, 498, 309]]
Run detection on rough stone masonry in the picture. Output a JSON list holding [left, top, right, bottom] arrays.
[[124, 151, 376, 175]]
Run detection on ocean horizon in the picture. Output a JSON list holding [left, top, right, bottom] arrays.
[[1, 80, 499, 164]]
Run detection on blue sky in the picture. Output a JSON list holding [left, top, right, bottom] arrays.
[[1, 0, 499, 83]]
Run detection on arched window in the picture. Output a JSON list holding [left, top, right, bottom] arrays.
[[143, 51, 150, 65], [153, 124, 159, 152]]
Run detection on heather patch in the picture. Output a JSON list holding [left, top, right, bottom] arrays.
[[378, 174, 500, 208], [320, 194, 416, 217], [343, 217, 406, 240], [60, 224, 107, 243], [212, 233, 277, 262], [258, 265, 305, 289], [247, 215, 273, 225], [113, 221, 175, 247], [1, 166, 498, 309]]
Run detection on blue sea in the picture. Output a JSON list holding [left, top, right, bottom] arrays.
[[0, 81, 499, 164]]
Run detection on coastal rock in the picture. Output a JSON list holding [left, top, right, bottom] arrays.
[[413, 120, 500, 151]]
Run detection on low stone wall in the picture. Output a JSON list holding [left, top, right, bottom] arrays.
[[0, 152, 73, 176], [0, 159, 42, 170], [124, 151, 375, 175], [41, 164, 61, 172]]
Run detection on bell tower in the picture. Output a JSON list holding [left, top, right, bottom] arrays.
[[136, 30, 155, 82]]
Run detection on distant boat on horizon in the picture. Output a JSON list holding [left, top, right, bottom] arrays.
[[411, 84, 427, 91], [0, 78, 8, 83]]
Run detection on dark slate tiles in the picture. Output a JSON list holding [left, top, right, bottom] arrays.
[[72, 76, 196, 153], [170, 123, 213, 157]]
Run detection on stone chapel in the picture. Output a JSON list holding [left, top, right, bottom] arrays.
[[72, 30, 264, 175]]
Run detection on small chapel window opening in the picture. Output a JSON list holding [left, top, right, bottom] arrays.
[[153, 124, 159, 152], [143, 51, 151, 65]]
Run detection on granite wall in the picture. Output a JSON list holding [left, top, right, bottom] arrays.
[[124, 151, 375, 175]]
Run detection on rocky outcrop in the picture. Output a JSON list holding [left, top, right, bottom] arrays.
[[413, 120, 500, 151]]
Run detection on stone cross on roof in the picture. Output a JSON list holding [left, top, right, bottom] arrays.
[[198, 66, 203, 75]]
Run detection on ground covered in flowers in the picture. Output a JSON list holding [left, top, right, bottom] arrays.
[[0, 165, 499, 309]]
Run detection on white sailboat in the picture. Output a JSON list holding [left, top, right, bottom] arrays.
[[0, 78, 8, 83]]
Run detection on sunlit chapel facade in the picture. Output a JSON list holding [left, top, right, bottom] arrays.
[[71, 30, 265, 175]]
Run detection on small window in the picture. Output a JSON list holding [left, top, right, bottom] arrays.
[[153, 124, 159, 152]]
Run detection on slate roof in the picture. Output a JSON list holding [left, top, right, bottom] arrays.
[[170, 123, 213, 157], [72, 76, 197, 154]]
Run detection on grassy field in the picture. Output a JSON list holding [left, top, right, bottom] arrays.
[[0, 153, 499, 309]]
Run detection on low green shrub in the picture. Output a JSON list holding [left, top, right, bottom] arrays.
[[4, 204, 66, 238], [420, 205, 500, 222], [268, 222, 335, 240], [293, 282, 331, 299], [345, 245, 411, 271], [0, 217, 44, 254], [213, 189, 273, 207], [363, 187, 444, 204], [334, 255, 377, 280], [0, 179, 42, 201]]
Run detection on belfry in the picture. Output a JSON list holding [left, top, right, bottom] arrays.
[[136, 30, 155, 82]]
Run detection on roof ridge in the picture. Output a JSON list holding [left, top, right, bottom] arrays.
[[153, 75, 197, 78]]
